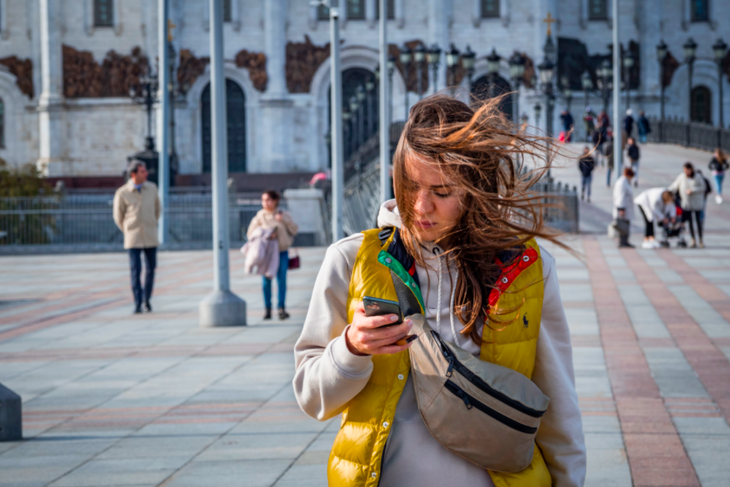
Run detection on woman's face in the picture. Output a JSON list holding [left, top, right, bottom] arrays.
[[262, 194, 278, 211], [402, 154, 463, 244]]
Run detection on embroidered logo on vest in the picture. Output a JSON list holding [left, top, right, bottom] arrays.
[[523, 314, 529, 328]]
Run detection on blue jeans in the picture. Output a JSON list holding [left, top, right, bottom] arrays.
[[128, 247, 157, 307], [606, 167, 613, 186], [263, 250, 289, 309], [638, 134, 647, 143], [581, 174, 593, 199], [715, 174, 725, 195]]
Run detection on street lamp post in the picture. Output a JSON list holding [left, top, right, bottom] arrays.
[[129, 73, 158, 152], [534, 103, 542, 130], [561, 76, 573, 112], [400, 47, 412, 119], [427, 44, 441, 93], [343, 109, 351, 160], [365, 78, 375, 137], [622, 47, 635, 110], [414, 43, 426, 100], [538, 43, 555, 179], [509, 52, 526, 123], [356, 84, 366, 144], [387, 54, 396, 125], [713, 38, 728, 129], [462, 45, 476, 94], [486, 48, 501, 99], [598, 59, 613, 113], [656, 40, 668, 141], [684, 37, 697, 121], [446, 44, 460, 95], [581, 71, 592, 112]]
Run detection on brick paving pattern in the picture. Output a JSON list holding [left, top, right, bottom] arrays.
[[1, 143, 730, 486]]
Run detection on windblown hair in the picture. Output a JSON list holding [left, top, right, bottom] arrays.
[[393, 95, 567, 345]]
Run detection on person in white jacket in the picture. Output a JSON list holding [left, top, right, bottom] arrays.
[[293, 96, 586, 487], [613, 166, 635, 248], [634, 188, 676, 249], [668, 162, 706, 248]]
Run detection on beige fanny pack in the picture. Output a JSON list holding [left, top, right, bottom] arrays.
[[407, 314, 549, 473]]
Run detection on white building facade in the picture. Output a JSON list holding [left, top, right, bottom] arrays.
[[0, 0, 727, 177]]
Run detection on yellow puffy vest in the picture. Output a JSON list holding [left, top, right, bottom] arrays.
[[328, 229, 551, 487]]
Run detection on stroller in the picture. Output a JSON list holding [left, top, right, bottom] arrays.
[[657, 195, 687, 248]]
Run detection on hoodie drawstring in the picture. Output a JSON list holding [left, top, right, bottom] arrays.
[[436, 253, 462, 348]]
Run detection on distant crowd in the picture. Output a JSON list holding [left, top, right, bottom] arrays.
[[561, 106, 728, 250]]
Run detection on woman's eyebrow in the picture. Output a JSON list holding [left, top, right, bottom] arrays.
[[429, 184, 454, 189]]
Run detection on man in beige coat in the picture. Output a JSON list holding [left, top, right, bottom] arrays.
[[113, 160, 161, 314]]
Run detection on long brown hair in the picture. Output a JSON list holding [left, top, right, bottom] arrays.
[[393, 95, 566, 344]]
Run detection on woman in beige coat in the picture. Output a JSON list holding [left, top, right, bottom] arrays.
[[247, 190, 298, 319]]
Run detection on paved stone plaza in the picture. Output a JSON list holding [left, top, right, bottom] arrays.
[[1, 144, 730, 487]]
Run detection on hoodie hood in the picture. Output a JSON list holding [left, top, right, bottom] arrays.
[[377, 199, 402, 229]]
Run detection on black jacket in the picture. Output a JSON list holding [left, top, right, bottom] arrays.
[[578, 156, 596, 177], [627, 144, 640, 161], [709, 157, 729, 173]]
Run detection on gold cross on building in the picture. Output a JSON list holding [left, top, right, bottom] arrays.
[[543, 13, 557, 37]]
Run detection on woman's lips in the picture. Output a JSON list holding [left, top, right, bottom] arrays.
[[415, 220, 435, 229]]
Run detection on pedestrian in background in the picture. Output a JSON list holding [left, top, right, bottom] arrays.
[[709, 148, 729, 204], [597, 109, 610, 132], [634, 188, 675, 249], [113, 160, 161, 314], [626, 137, 640, 187], [613, 167, 635, 248], [583, 106, 596, 142], [247, 190, 298, 320], [578, 147, 596, 202], [560, 109, 574, 142], [622, 109, 634, 148], [605, 137, 615, 186], [637, 111, 651, 144], [669, 162, 705, 248]]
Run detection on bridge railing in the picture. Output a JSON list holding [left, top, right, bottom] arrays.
[[648, 116, 730, 152]]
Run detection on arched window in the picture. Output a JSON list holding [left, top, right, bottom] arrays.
[[471, 75, 514, 121], [588, 0, 608, 20], [481, 0, 499, 18], [691, 0, 709, 22], [0, 97, 5, 148], [691, 86, 711, 124], [94, 0, 113, 27], [201, 79, 247, 173], [347, 0, 366, 20]]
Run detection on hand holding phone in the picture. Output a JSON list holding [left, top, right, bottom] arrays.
[[345, 298, 417, 356]]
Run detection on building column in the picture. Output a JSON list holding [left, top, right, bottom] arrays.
[[428, 0, 449, 94], [37, 0, 66, 176], [259, 0, 294, 172]]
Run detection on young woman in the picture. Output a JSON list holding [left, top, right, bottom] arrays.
[[634, 188, 675, 249], [709, 148, 729, 204], [247, 190, 298, 319], [669, 162, 706, 248], [294, 97, 585, 487]]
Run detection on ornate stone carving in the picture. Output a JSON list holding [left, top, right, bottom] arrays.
[[0, 56, 34, 98], [662, 51, 680, 89], [286, 35, 330, 94], [234, 50, 267, 92], [62, 45, 149, 98], [177, 49, 209, 93]]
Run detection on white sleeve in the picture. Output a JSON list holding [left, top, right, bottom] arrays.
[[533, 249, 587, 487], [293, 234, 375, 421]]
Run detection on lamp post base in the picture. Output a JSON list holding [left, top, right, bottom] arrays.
[[199, 290, 247, 328]]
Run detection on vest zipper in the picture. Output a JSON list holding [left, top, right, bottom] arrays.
[[430, 330, 545, 419]]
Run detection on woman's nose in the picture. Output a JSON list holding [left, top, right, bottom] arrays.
[[413, 190, 434, 214]]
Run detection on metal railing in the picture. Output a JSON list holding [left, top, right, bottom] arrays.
[[648, 116, 730, 152], [0, 190, 272, 253]]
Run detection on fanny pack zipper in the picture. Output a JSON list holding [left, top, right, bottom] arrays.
[[444, 380, 538, 435], [431, 330, 545, 419]]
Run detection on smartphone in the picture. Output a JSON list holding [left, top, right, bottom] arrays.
[[363, 296, 403, 325]]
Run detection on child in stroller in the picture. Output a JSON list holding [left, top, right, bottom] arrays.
[[657, 194, 686, 248]]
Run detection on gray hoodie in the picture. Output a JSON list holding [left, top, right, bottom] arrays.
[[293, 201, 586, 487]]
